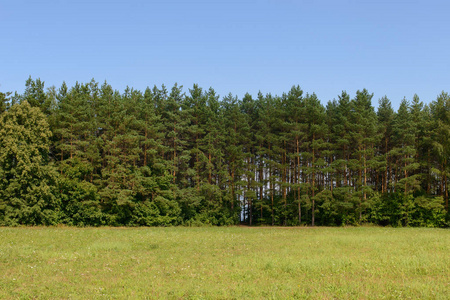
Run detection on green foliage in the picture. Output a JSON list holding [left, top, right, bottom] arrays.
[[0, 101, 59, 225], [0, 79, 448, 227]]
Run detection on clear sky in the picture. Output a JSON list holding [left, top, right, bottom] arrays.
[[1, 0, 449, 110]]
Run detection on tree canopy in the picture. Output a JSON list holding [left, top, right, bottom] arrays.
[[0, 78, 448, 227]]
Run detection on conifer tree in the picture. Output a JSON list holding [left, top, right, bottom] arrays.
[[388, 98, 421, 224], [222, 93, 250, 222], [377, 96, 395, 194], [253, 92, 270, 224], [256, 93, 280, 225], [51, 81, 104, 225], [240, 92, 260, 225], [198, 88, 230, 224], [326, 92, 355, 224], [23, 77, 53, 115], [350, 89, 379, 223], [184, 84, 207, 192], [286, 86, 307, 224], [303, 93, 327, 226], [430, 92, 450, 211]]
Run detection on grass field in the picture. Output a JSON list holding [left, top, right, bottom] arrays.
[[0, 226, 449, 299]]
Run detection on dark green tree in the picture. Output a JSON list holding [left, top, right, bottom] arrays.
[[350, 89, 380, 223], [23, 76, 53, 114], [430, 92, 450, 211]]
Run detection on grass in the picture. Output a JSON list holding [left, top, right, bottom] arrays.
[[0, 226, 449, 299]]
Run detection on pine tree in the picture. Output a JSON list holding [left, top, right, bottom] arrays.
[[303, 93, 327, 226], [327, 92, 354, 224], [430, 92, 450, 211], [222, 93, 250, 222], [377, 96, 395, 194], [240, 92, 258, 225], [286, 86, 307, 224], [183, 84, 207, 191], [390, 98, 421, 225], [198, 88, 230, 224], [253, 92, 270, 224], [256, 93, 280, 225], [50, 81, 104, 225], [350, 89, 379, 223], [23, 76, 53, 114]]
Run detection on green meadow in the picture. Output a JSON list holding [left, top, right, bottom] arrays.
[[0, 227, 449, 299]]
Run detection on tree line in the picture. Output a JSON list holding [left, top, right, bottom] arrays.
[[0, 77, 449, 227]]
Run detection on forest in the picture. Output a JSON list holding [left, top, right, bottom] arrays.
[[0, 77, 449, 227]]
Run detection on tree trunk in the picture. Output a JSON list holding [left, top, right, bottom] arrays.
[[312, 133, 315, 227]]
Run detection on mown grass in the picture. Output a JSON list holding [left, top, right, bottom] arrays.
[[0, 226, 448, 299]]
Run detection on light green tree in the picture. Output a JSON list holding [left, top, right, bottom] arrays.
[[0, 101, 59, 225]]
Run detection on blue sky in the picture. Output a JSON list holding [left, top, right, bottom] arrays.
[[1, 0, 449, 110]]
